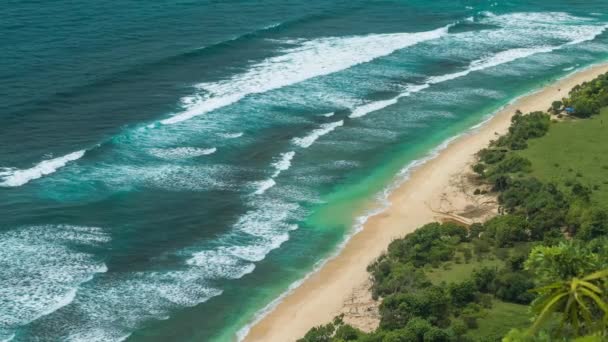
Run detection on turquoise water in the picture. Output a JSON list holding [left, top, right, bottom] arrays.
[[1, 1, 608, 341]]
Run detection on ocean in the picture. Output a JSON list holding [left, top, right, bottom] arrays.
[[1, 1, 608, 341]]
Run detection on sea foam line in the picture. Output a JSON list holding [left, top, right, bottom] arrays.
[[292, 120, 344, 148], [0, 150, 85, 187], [147, 147, 217, 160], [160, 25, 451, 125], [253, 151, 296, 195], [347, 24, 607, 120]]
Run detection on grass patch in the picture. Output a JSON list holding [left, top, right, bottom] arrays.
[[468, 300, 532, 342], [517, 107, 608, 205], [425, 245, 504, 285]]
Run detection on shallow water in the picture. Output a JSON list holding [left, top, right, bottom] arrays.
[[1, 1, 608, 341]]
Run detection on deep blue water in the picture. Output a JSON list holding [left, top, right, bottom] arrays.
[[1, 1, 608, 341]]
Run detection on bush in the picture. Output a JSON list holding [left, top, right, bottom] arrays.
[[493, 271, 535, 304], [298, 322, 336, 342], [487, 155, 532, 178], [551, 100, 563, 112], [448, 280, 478, 307], [566, 72, 608, 118], [459, 303, 482, 329], [492, 111, 550, 150], [368, 259, 430, 299], [384, 223, 465, 267], [404, 318, 432, 339], [450, 319, 468, 336], [478, 148, 507, 164], [379, 286, 450, 329], [473, 267, 498, 293], [577, 208, 608, 240], [472, 238, 491, 256], [335, 324, 362, 341], [422, 327, 451, 342], [462, 248, 472, 263], [483, 215, 530, 247]]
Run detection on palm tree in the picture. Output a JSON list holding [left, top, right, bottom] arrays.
[[528, 269, 608, 337]]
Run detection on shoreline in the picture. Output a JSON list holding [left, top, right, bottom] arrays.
[[241, 62, 608, 342]]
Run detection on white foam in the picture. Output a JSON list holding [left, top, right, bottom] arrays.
[[60, 270, 224, 341], [321, 112, 335, 117], [186, 250, 256, 279], [0, 150, 85, 187], [147, 147, 216, 160], [218, 132, 244, 139], [478, 12, 606, 47], [0, 225, 109, 332], [271, 151, 295, 177], [346, 20, 606, 121], [224, 234, 289, 262], [347, 84, 430, 119], [186, 198, 298, 283], [160, 25, 451, 125], [253, 151, 296, 195], [349, 98, 399, 118], [253, 178, 276, 195], [0, 331, 15, 342], [292, 120, 344, 148]]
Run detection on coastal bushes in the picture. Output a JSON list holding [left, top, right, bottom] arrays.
[[491, 111, 550, 150], [564, 71, 608, 117]]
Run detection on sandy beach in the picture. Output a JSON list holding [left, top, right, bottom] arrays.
[[242, 63, 608, 342]]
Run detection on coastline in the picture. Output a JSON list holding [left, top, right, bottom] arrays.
[[241, 63, 608, 342]]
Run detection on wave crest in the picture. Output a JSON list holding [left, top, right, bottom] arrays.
[[0, 150, 85, 187]]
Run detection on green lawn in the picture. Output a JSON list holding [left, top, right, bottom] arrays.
[[425, 255, 503, 285], [518, 108, 608, 205], [468, 300, 532, 342]]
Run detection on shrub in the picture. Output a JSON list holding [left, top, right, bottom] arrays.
[[472, 163, 486, 176], [404, 317, 432, 339], [379, 286, 450, 329], [450, 319, 468, 336], [473, 267, 497, 293], [483, 215, 530, 247], [493, 271, 535, 304], [459, 304, 482, 329], [577, 208, 608, 240], [422, 327, 451, 342], [551, 100, 563, 112], [448, 280, 478, 307], [384, 223, 465, 267], [478, 148, 507, 164], [463, 248, 472, 263], [487, 155, 532, 178], [472, 238, 491, 256], [492, 111, 550, 150], [334, 324, 362, 341]]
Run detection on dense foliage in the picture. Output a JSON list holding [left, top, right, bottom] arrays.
[[564, 71, 608, 117], [299, 74, 608, 342]]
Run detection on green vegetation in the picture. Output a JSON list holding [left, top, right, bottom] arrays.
[[467, 300, 530, 341], [517, 107, 608, 204], [564, 72, 608, 118], [299, 72, 608, 342]]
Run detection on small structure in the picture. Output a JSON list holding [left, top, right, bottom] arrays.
[[565, 107, 575, 115]]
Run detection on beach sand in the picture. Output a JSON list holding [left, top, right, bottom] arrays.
[[242, 63, 608, 342]]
